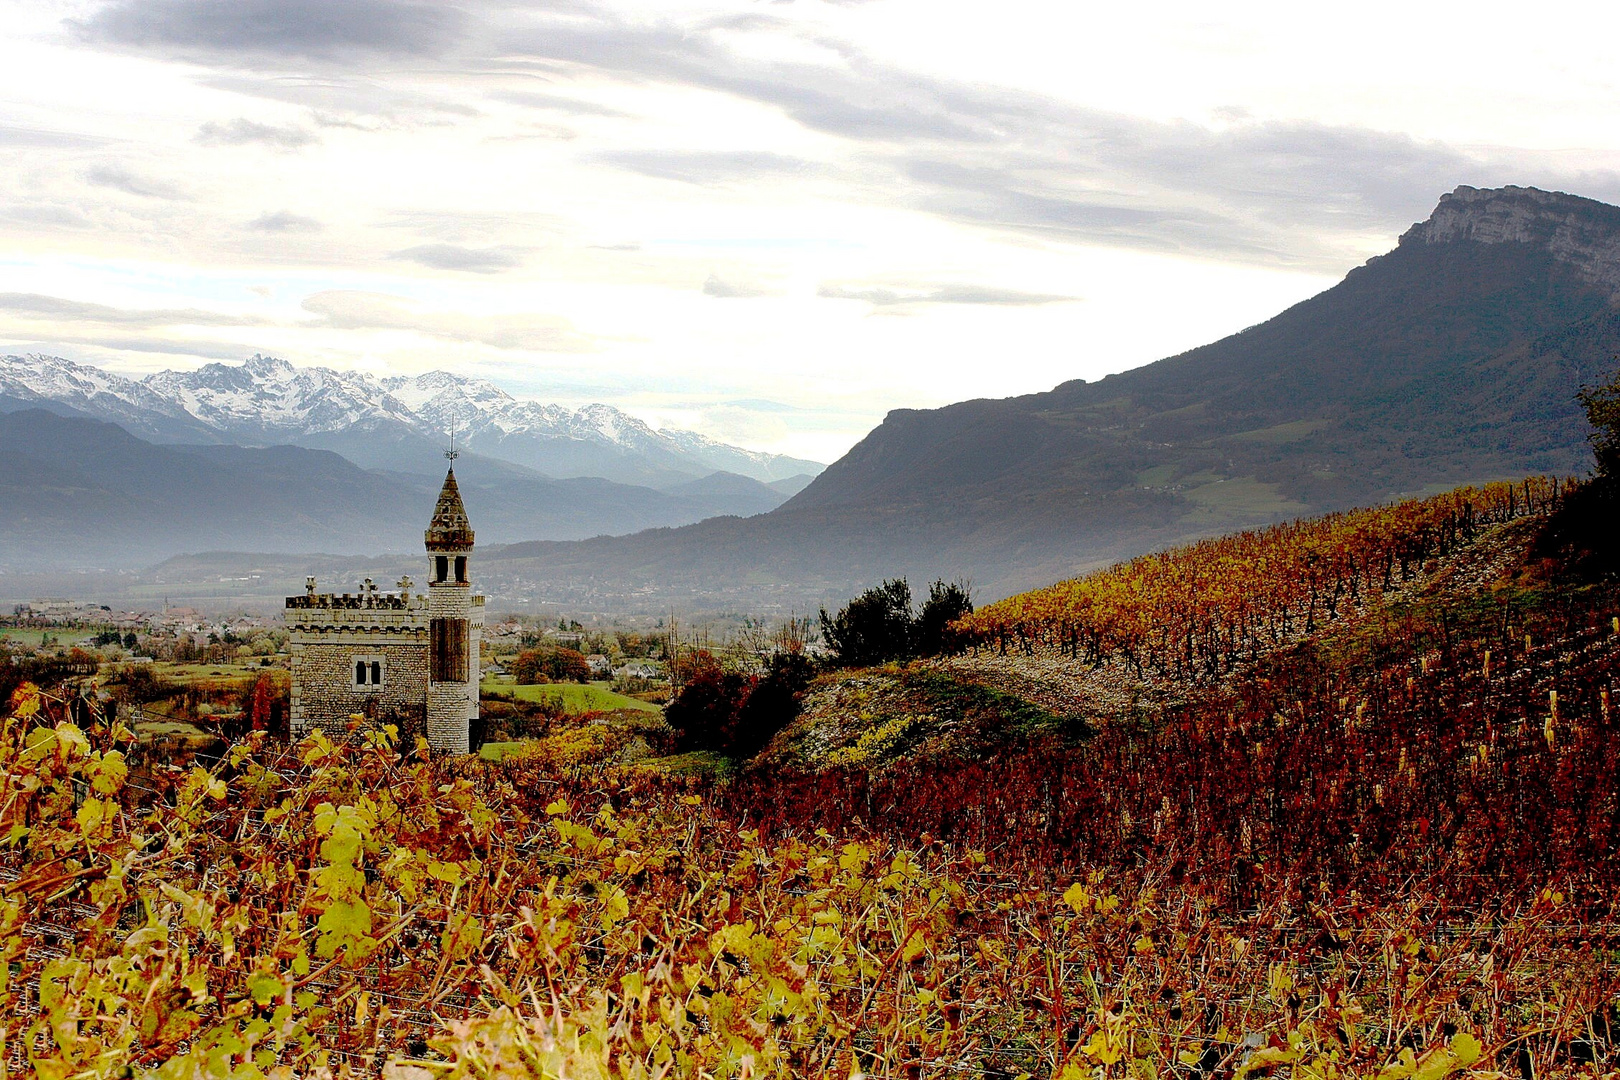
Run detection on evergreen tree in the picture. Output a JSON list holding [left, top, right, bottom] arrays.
[[915, 579, 974, 657], [1579, 368, 1620, 484], [819, 578, 914, 667]]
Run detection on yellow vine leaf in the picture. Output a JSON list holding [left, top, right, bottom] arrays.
[[441, 911, 484, 962], [1062, 881, 1089, 913]]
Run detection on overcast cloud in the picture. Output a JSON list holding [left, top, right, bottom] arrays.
[[2, 0, 1618, 462], [0, 293, 269, 328], [299, 290, 597, 352], [818, 282, 1076, 307], [196, 118, 319, 149], [386, 244, 529, 274], [75, 0, 468, 61]]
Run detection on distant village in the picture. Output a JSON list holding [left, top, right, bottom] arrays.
[[3, 596, 671, 682]]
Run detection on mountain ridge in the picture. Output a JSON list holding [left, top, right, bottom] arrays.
[[471, 184, 1620, 610], [0, 353, 822, 487], [0, 407, 800, 569], [4, 184, 1612, 608]]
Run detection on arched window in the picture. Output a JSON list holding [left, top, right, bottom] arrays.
[[454, 556, 467, 583], [436, 555, 449, 582], [353, 655, 385, 689]]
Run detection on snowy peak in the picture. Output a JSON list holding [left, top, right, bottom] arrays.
[[576, 402, 644, 442], [383, 370, 517, 437], [0, 354, 824, 486], [142, 355, 422, 435], [383, 370, 514, 414], [0, 353, 206, 440], [1, 352, 170, 414]]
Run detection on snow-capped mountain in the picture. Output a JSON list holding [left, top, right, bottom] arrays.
[[145, 354, 423, 438], [376, 370, 818, 483], [381, 369, 516, 426], [0, 353, 822, 487], [0, 352, 209, 440]]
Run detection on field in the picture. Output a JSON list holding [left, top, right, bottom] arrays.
[[0, 627, 71, 649], [480, 675, 662, 713], [3, 477, 1617, 1078], [134, 660, 285, 687], [475, 738, 530, 761]]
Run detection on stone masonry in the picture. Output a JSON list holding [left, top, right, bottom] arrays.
[[286, 468, 483, 754]]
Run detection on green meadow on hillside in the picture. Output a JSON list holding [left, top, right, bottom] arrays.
[[479, 675, 661, 713]]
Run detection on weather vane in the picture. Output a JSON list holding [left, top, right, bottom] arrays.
[[445, 418, 459, 462]]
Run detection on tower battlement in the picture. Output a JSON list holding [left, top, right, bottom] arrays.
[[288, 594, 421, 611], [286, 577, 424, 615]]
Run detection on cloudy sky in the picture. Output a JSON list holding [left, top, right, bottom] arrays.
[[3, 0, 1619, 462]]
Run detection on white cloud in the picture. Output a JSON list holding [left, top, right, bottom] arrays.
[[0, 0, 1614, 460], [703, 273, 780, 298], [386, 245, 527, 274], [196, 118, 319, 149], [246, 210, 323, 232], [818, 281, 1076, 306], [300, 290, 596, 352], [0, 292, 267, 327], [85, 164, 188, 200]]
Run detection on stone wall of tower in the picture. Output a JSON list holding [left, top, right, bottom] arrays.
[[467, 601, 483, 721], [426, 683, 469, 753], [426, 567, 474, 755], [287, 630, 429, 740]]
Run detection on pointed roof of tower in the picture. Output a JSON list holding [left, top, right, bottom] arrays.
[[425, 467, 475, 550]]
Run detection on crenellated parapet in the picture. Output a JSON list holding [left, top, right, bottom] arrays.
[[286, 593, 421, 612]]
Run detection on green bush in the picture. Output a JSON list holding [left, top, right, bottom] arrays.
[[1580, 368, 1620, 484], [819, 578, 974, 667]]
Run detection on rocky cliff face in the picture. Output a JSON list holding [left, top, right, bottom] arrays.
[[1403, 185, 1620, 299]]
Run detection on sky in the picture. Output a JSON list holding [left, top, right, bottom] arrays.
[[3, 1, 1619, 464]]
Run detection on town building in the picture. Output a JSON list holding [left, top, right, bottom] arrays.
[[284, 468, 483, 754]]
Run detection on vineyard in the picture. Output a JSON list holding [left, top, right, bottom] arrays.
[[4, 477, 1619, 1078], [957, 479, 1562, 680]]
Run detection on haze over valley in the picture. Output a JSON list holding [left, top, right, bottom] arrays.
[[3, 0, 1620, 613]]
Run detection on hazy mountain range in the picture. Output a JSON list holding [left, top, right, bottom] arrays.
[[2, 184, 1613, 611], [0, 355, 822, 565], [0, 353, 821, 487]]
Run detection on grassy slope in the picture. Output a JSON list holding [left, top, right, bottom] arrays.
[[761, 665, 1084, 771], [767, 484, 1612, 774], [480, 677, 661, 713], [139, 661, 285, 686]]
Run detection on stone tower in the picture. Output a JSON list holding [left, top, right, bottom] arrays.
[[424, 467, 480, 755], [284, 465, 483, 754]]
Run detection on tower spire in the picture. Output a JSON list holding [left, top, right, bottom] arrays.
[[425, 467, 474, 551]]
